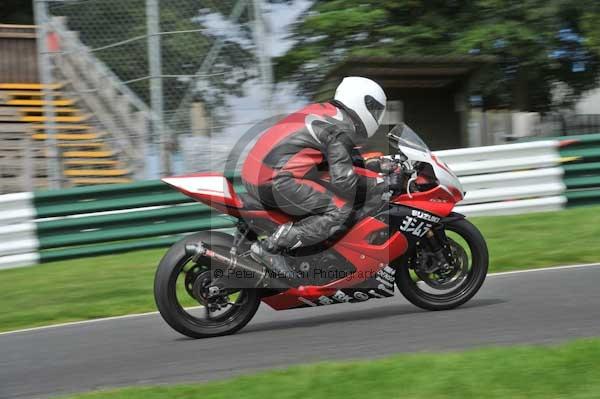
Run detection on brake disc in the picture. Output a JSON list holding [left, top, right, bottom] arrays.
[[413, 238, 469, 290], [184, 264, 206, 299]]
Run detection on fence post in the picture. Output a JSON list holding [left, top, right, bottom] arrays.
[[33, 0, 61, 189], [146, 0, 169, 176], [22, 131, 33, 191], [251, 0, 272, 110]]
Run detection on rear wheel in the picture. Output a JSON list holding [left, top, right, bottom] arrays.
[[154, 232, 261, 338], [395, 218, 488, 311]]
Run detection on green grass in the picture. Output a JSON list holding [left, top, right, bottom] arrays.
[[0, 249, 164, 332], [61, 338, 600, 399], [1, 205, 599, 332], [474, 204, 600, 272]]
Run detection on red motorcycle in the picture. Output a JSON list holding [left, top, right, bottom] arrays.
[[154, 124, 488, 338]]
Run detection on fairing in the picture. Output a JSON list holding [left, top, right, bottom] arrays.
[[162, 173, 292, 224], [388, 123, 464, 217], [162, 173, 243, 208]]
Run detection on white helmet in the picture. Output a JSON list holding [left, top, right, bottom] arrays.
[[334, 76, 387, 138]]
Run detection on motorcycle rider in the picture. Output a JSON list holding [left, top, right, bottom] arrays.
[[241, 77, 404, 278]]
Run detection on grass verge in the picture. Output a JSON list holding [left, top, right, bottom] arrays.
[[1, 205, 599, 332], [60, 338, 600, 399], [472, 204, 600, 272]]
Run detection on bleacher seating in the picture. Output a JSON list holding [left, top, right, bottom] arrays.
[[0, 83, 132, 190]]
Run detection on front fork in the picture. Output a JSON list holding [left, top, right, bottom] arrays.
[[417, 226, 452, 273]]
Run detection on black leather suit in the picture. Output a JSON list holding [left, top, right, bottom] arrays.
[[241, 101, 386, 248]]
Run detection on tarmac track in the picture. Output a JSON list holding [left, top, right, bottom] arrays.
[[1, 264, 600, 398]]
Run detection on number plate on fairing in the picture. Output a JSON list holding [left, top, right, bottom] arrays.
[[398, 210, 439, 238], [386, 206, 441, 246]]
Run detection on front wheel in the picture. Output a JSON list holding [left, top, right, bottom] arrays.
[[395, 218, 488, 311]]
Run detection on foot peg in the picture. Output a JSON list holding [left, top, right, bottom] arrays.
[[250, 242, 297, 278]]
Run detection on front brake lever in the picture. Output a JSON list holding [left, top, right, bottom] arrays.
[[405, 168, 417, 198], [406, 176, 416, 198]]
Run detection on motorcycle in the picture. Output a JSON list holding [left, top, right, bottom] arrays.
[[154, 123, 488, 338]]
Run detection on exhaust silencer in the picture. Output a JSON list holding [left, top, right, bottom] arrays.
[[185, 242, 290, 292]]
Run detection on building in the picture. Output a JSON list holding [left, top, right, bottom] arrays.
[[0, 24, 38, 83], [316, 55, 496, 151]]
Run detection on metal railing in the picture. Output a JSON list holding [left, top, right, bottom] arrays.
[[49, 16, 151, 178]]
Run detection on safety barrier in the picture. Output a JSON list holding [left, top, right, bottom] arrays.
[[0, 181, 238, 270], [436, 141, 560, 176], [0, 192, 35, 225], [0, 139, 569, 269], [34, 181, 239, 264], [559, 133, 600, 206], [0, 192, 38, 269], [436, 140, 565, 216]]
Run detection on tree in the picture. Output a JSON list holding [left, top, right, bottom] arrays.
[[277, 0, 600, 112], [581, 3, 600, 58]]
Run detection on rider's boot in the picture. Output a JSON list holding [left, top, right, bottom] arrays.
[[250, 223, 301, 281]]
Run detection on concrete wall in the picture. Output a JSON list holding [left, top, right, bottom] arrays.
[[575, 88, 600, 115]]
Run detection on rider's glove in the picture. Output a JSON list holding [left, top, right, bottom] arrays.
[[384, 171, 405, 192], [364, 157, 382, 173], [365, 157, 397, 175], [379, 158, 397, 175]]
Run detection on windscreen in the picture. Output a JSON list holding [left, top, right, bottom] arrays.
[[388, 123, 430, 153]]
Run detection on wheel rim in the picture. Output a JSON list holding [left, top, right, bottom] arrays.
[[167, 251, 254, 330], [413, 237, 469, 289], [406, 225, 481, 302]]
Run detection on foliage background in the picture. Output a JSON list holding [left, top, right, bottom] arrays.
[[277, 0, 600, 112]]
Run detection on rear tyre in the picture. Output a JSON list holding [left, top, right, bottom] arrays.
[[395, 218, 488, 311], [154, 232, 261, 338]]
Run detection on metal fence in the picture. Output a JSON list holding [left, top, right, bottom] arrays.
[[34, 0, 275, 185], [541, 113, 600, 137]]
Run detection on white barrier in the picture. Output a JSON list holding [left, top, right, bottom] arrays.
[[0, 192, 37, 269], [0, 192, 35, 225], [456, 196, 567, 217], [458, 168, 563, 190], [0, 222, 39, 256], [0, 252, 40, 271], [436, 141, 558, 166], [459, 168, 565, 205], [436, 140, 565, 216], [436, 141, 559, 176]]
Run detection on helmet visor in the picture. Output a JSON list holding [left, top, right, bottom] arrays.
[[365, 95, 385, 123]]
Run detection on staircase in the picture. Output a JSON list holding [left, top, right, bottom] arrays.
[[0, 19, 156, 193], [0, 82, 132, 189], [49, 17, 153, 179]]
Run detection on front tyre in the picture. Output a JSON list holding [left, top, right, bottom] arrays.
[[154, 232, 261, 339], [395, 218, 488, 311]]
